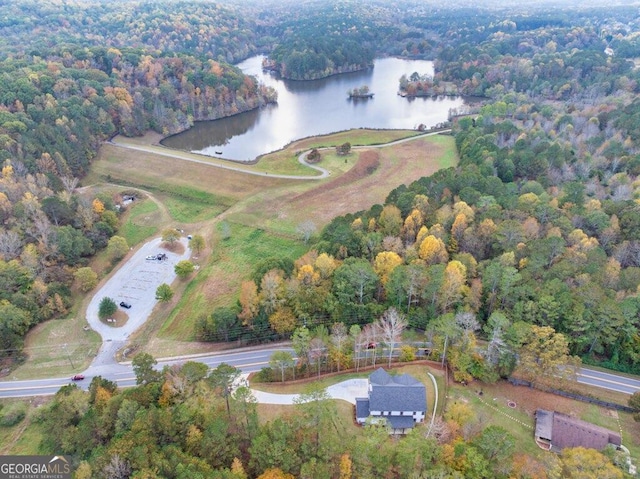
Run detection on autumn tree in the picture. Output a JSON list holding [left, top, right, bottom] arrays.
[[418, 235, 449, 264], [438, 260, 468, 313], [561, 447, 623, 479], [269, 307, 297, 335], [516, 325, 580, 386], [373, 251, 403, 285], [238, 280, 259, 327]]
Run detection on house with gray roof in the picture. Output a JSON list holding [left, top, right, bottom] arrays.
[[355, 368, 427, 434], [535, 409, 622, 452]]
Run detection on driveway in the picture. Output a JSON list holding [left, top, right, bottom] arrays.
[[249, 378, 369, 405], [86, 237, 191, 372]]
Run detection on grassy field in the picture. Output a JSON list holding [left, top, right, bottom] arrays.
[[0, 397, 47, 455], [16, 129, 455, 375]]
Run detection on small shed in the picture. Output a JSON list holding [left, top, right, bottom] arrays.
[[535, 409, 622, 452]]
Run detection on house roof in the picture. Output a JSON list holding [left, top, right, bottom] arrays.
[[355, 398, 370, 420], [368, 368, 426, 413], [387, 416, 417, 430], [535, 409, 622, 450], [535, 409, 554, 441]]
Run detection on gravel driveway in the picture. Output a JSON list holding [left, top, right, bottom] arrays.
[[86, 237, 191, 370]]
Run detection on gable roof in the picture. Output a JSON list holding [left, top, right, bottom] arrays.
[[368, 368, 426, 413], [535, 409, 621, 451], [355, 398, 370, 420]]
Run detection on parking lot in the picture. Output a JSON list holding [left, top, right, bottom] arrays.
[[86, 237, 191, 365]]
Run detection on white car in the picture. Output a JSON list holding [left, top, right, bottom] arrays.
[[145, 255, 157, 260]]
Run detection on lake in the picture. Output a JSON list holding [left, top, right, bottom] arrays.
[[162, 56, 466, 162]]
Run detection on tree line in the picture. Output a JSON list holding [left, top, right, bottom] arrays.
[[28, 355, 625, 479]]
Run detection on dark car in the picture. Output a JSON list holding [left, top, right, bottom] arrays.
[[119, 301, 132, 309], [71, 374, 85, 381]]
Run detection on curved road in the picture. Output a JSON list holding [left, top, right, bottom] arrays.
[[110, 129, 449, 181]]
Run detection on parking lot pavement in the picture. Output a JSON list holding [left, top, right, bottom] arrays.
[[86, 237, 191, 366]]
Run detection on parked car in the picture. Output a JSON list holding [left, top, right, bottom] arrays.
[[71, 374, 85, 381], [146, 255, 157, 260], [119, 301, 132, 309]]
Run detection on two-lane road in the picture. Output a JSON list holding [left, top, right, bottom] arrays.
[[0, 347, 290, 398], [576, 367, 640, 395]]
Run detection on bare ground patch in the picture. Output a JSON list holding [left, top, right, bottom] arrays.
[[292, 150, 380, 203]]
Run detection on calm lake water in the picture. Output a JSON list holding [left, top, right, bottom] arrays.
[[162, 56, 466, 161]]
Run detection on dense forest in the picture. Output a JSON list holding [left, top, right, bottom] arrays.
[[197, 2, 640, 380], [2, 0, 640, 476]]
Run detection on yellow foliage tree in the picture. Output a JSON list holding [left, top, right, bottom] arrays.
[[339, 454, 353, 479], [438, 260, 467, 313], [561, 447, 622, 479], [374, 251, 403, 285], [231, 457, 248, 479], [451, 213, 468, 243], [257, 468, 295, 479], [415, 225, 429, 246], [92, 198, 105, 215], [297, 264, 320, 286], [315, 253, 337, 279], [269, 307, 297, 335], [418, 235, 449, 264]]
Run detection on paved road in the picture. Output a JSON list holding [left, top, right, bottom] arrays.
[[576, 367, 640, 395], [0, 347, 286, 398]]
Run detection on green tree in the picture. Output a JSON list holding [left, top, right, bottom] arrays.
[[131, 352, 160, 385], [107, 235, 129, 260], [208, 363, 242, 418], [190, 234, 205, 255], [98, 297, 117, 320], [270, 351, 295, 382], [629, 391, 640, 422], [175, 260, 195, 278], [161, 228, 181, 244], [74, 267, 98, 292], [155, 283, 174, 302]]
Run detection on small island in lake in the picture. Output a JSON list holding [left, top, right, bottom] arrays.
[[348, 85, 374, 99]]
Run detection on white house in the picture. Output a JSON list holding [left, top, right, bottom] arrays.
[[355, 368, 427, 434]]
